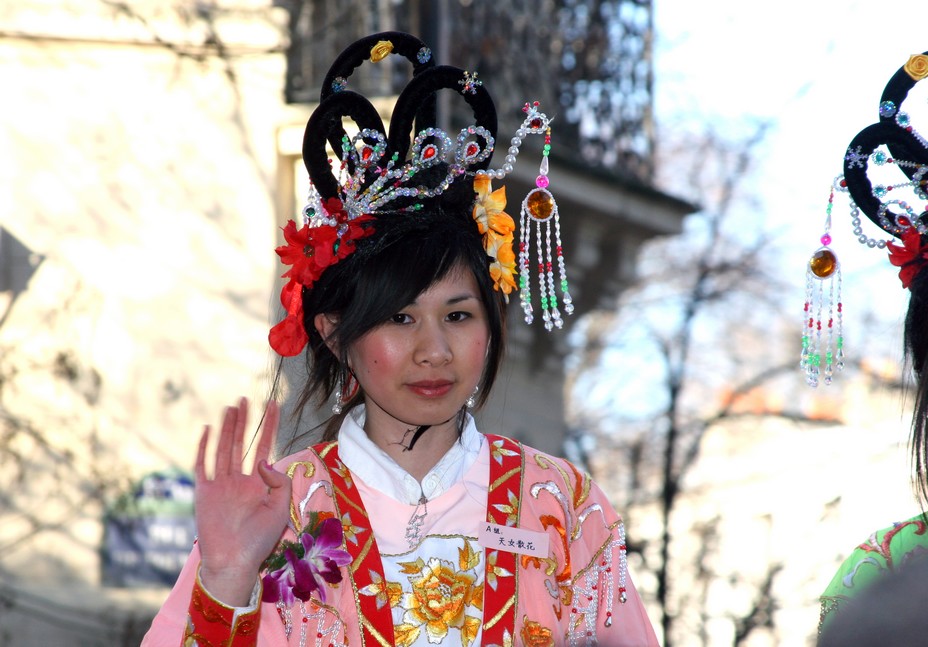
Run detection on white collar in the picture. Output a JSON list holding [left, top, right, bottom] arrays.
[[337, 405, 484, 505]]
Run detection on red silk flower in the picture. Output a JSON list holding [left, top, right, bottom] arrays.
[[268, 279, 308, 357], [887, 228, 928, 289], [268, 207, 375, 356]]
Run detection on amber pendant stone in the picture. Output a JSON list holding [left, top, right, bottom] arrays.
[[527, 189, 554, 221], [809, 248, 837, 278]]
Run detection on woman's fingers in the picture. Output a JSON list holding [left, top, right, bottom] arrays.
[[213, 404, 238, 477], [203, 398, 281, 479], [230, 397, 248, 472], [252, 400, 280, 473], [257, 459, 290, 490], [195, 426, 210, 482]]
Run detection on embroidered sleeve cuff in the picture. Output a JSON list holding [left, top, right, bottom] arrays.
[[183, 568, 262, 647]]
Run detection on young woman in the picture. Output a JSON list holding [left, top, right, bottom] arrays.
[[142, 32, 658, 646], [817, 51, 928, 640]]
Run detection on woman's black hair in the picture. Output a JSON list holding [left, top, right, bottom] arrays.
[[275, 32, 505, 449], [292, 196, 507, 442], [905, 267, 928, 509]]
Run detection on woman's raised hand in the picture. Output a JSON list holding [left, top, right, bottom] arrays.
[[194, 398, 291, 606]]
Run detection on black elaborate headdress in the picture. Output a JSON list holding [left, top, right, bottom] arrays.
[[803, 51, 928, 386], [269, 32, 571, 356]]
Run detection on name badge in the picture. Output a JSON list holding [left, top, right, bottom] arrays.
[[478, 522, 549, 558]]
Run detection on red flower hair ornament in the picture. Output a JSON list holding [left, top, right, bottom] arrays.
[[268, 198, 375, 357], [887, 227, 928, 289]]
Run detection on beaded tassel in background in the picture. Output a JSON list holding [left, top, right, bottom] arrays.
[[519, 124, 573, 330], [801, 188, 844, 386]]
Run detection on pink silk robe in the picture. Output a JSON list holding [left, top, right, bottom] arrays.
[[143, 434, 658, 646]]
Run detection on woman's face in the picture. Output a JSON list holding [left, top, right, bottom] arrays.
[[346, 264, 490, 437]]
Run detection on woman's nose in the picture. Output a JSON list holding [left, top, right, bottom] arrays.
[[414, 322, 452, 366]]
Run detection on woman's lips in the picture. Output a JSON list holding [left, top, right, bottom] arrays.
[[407, 380, 454, 397]]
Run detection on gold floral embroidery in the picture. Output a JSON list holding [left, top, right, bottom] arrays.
[[399, 555, 483, 646], [459, 538, 481, 572], [492, 489, 520, 526], [340, 512, 364, 546], [393, 623, 421, 646], [359, 568, 403, 610], [491, 439, 520, 463], [332, 459, 353, 489], [520, 616, 555, 647], [461, 615, 482, 645], [485, 550, 514, 591]]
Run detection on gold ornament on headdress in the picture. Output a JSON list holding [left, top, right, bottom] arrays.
[[904, 54, 928, 81], [369, 40, 394, 63]]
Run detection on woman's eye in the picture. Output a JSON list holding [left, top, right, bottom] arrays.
[[447, 311, 471, 322], [390, 313, 412, 324]]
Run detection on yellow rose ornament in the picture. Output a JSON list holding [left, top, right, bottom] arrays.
[[369, 40, 394, 63]]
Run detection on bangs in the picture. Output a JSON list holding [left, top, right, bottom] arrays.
[[336, 209, 488, 346]]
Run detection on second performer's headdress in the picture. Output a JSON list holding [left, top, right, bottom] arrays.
[[806, 52, 928, 386], [269, 32, 573, 357]]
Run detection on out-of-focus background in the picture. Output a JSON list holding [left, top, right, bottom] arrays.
[[0, 1, 924, 645]]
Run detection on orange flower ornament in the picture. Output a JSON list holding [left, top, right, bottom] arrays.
[[473, 174, 517, 300]]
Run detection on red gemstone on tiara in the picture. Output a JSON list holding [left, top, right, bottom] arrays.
[[422, 144, 437, 160], [466, 143, 479, 157], [361, 146, 372, 161], [530, 118, 543, 129]]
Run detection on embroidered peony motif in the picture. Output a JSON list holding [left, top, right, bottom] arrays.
[[520, 616, 554, 647], [261, 516, 352, 606], [393, 543, 485, 647]]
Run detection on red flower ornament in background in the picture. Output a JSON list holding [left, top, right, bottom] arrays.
[[887, 228, 928, 289], [269, 199, 375, 356]]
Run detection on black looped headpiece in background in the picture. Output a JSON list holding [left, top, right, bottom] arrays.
[[843, 50, 928, 239], [300, 31, 499, 206]]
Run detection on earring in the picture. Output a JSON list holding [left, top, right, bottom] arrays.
[[519, 123, 573, 331], [801, 187, 844, 387], [332, 368, 359, 414], [465, 386, 479, 409]]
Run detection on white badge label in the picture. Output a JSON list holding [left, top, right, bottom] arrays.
[[478, 522, 549, 558]]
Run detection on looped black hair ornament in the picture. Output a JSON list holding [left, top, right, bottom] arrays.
[[269, 32, 571, 356], [808, 51, 928, 385]]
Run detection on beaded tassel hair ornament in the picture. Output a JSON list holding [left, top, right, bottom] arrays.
[[268, 32, 569, 358], [802, 187, 843, 387], [817, 51, 928, 386], [519, 102, 573, 330]]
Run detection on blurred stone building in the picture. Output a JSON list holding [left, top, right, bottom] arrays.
[[0, 1, 689, 643]]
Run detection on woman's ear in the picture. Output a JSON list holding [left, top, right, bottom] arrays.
[[314, 313, 340, 355]]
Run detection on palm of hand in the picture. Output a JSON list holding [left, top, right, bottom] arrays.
[[195, 399, 292, 604]]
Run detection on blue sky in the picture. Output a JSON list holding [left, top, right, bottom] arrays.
[[654, 1, 928, 298], [570, 2, 928, 425]]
